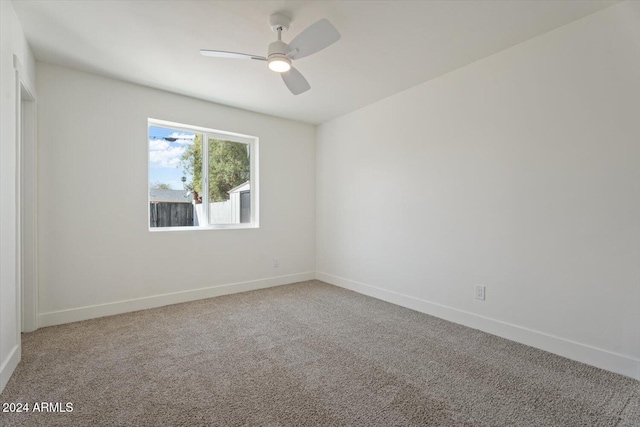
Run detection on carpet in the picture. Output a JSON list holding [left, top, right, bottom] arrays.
[[1, 280, 638, 426]]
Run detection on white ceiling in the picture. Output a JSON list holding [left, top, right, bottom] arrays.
[[12, 0, 617, 124]]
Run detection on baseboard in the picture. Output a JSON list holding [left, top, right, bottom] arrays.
[[39, 272, 315, 328], [0, 344, 21, 393], [316, 272, 640, 381]]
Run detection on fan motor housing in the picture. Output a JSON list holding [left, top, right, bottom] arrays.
[[267, 40, 291, 72], [268, 40, 289, 58]]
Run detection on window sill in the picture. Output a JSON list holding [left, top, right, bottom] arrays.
[[148, 224, 259, 232]]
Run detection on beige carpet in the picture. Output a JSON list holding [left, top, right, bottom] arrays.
[[1, 280, 638, 426]]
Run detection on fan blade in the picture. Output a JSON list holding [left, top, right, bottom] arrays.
[[200, 50, 266, 61], [288, 19, 340, 60], [281, 67, 310, 95]]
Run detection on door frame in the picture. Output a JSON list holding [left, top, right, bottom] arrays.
[[14, 55, 37, 333]]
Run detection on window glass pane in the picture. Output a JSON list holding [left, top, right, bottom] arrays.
[[148, 119, 257, 230], [207, 138, 251, 225], [148, 126, 201, 227]]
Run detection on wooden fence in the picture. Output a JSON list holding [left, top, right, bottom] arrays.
[[150, 202, 194, 227]]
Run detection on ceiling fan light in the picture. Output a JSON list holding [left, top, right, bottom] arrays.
[[268, 57, 291, 73]]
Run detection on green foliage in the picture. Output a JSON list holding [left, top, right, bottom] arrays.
[[179, 135, 249, 202], [180, 134, 203, 195], [208, 139, 250, 201]]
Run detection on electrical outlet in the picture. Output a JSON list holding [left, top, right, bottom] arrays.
[[475, 285, 486, 301], [273, 258, 279, 268]]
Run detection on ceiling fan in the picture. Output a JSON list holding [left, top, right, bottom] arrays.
[[200, 13, 340, 95]]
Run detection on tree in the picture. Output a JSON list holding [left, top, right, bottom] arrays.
[[179, 135, 249, 202], [150, 181, 172, 190], [180, 134, 203, 196]]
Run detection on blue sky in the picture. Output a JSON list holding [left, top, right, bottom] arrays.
[[148, 126, 195, 190]]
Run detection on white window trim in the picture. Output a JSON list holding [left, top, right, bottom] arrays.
[[148, 118, 259, 231]]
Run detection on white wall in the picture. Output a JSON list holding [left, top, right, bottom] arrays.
[[36, 63, 315, 326], [0, 0, 36, 392], [316, 1, 640, 379]]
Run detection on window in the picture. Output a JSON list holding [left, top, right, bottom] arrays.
[[148, 119, 258, 230]]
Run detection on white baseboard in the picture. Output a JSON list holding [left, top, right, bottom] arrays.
[[39, 272, 315, 328], [316, 272, 640, 381], [0, 344, 21, 393]]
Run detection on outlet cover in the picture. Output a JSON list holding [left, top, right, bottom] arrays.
[[475, 285, 485, 301]]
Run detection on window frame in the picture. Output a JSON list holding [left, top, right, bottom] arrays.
[[148, 118, 259, 231]]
